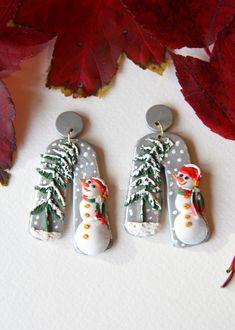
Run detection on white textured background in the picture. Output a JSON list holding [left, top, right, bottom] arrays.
[[0, 46, 234, 330]]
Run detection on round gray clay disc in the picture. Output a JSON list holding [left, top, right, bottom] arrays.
[[55, 111, 83, 138], [146, 105, 173, 132]]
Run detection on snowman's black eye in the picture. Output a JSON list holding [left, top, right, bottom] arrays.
[[185, 176, 189, 180], [88, 180, 91, 184], [92, 185, 96, 188], [179, 173, 183, 177]]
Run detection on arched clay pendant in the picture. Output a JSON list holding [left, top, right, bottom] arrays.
[[124, 105, 210, 247], [30, 111, 112, 254]]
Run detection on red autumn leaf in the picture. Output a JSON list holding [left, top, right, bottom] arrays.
[[0, 0, 51, 77], [0, 80, 15, 185], [171, 18, 235, 140], [122, 0, 235, 49], [0, 0, 51, 184], [15, 0, 166, 97]]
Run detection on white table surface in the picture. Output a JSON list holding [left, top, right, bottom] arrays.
[[1, 46, 234, 330]]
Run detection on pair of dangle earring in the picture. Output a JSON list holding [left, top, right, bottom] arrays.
[[30, 111, 112, 255], [124, 105, 210, 247]]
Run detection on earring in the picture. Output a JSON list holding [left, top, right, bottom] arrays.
[[30, 111, 112, 255], [124, 105, 210, 247]]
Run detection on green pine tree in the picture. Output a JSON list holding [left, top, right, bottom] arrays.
[[125, 136, 173, 222], [31, 141, 79, 231]]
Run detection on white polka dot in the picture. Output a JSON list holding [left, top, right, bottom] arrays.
[[167, 170, 171, 174], [47, 149, 51, 152], [172, 150, 176, 154], [42, 180, 47, 184], [93, 170, 97, 174], [174, 168, 178, 172], [90, 162, 94, 166], [149, 216, 153, 220], [165, 153, 168, 158], [34, 221, 38, 225], [177, 158, 182, 162], [170, 182, 174, 187], [172, 210, 177, 215], [129, 209, 133, 216], [86, 162, 89, 166], [92, 153, 95, 157], [167, 160, 171, 164], [52, 143, 57, 146], [74, 196, 78, 200], [81, 143, 84, 147], [76, 167, 79, 171], [55, 225, 58, 229], [74, 182, 77, 186], [169, 191, 173, 196], [180, 150, 184, 154], [59, 139, 63, 142], [80, 164, 84, 168], [83, 152, 88, 157], [76, 188, 80, 192], [175, 141, 180, 146], [87, 146, 91, 150], [36, 215, 40, 220], [146, 209, 150, 213]]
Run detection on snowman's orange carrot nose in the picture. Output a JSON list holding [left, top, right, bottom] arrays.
[[173, 173, 184, 184], [79, 179, 89, 187]]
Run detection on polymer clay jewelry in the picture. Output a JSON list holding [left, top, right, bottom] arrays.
[[30, 111, 112, 255], [124, 105, 210, 247]]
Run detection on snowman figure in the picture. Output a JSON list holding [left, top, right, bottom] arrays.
[[74, 177, 111, 255], [172, 164, 209, 245]]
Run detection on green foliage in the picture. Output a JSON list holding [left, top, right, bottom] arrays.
[[31, 141, 79, 230], [125, 136, 173, 221]]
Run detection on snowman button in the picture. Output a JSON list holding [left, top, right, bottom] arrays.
[[84, 224, 90, 229], [183, 203, 190, 209], [184, 214, 191, 219], [84, 213, 90, 218], [85, 204, 90, 208], [185, 221, 192, 227], [83, 234, 89, 239]]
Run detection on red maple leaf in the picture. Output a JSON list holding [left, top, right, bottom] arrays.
[[0, 0, 50, 184], [122, 0, 235, 49], [0, 80, 15, 185], [171, 17, 235, 140], [14, 0, 166, 97]]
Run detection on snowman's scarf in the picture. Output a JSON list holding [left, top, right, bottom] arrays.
[[82, 194, 107, 224], [82, 194, 96, 203], [177, 187, 205, 217]]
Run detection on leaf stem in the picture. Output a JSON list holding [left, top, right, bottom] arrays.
[[221, 256, 235, 288]]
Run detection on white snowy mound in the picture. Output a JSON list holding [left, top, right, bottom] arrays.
[[30, 228, 61, 241], [125, 221, 159, 237]]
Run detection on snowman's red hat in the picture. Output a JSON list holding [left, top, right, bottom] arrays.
[[179, 164, 201, 185], [90, 177, 109, 199]]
